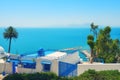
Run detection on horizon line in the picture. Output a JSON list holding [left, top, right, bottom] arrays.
[[0, 24, 120, 28]]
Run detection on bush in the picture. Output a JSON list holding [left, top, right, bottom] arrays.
[[78, 69, 120, 80], [3, 72, 58, 80], [3, 73, 24, 80], [3, 70, 120, 80]]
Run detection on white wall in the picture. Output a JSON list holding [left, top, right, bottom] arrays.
[[0, 58, 58, 75], [1, 61, 120, 77], [35, 58, 43, 72], [35, 58, 59, 75], [77, 63, 120, 76], [50, 60, 58, 75], [0, 63, 12, 74], [17, 67, 36, 73]]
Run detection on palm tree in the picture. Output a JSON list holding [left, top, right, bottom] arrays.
[[87, 35, 95, 63], [3, 26, 18, 53], [90, 22, 98, 39]]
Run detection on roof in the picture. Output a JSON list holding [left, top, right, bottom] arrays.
[[59, 51, 80, 64], [20, 56, 36, 61], [9, 54, 20, 60], [40, 51, 67, 60]]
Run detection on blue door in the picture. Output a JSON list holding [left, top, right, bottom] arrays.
[[59, 61, 77, 77], [12, 62, 16, 74]]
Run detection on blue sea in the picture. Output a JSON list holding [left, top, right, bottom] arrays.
[[0, 27, 120, 54]]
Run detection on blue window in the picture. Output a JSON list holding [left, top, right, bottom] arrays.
[[43, 64, 51, 72], [41, 61, 51, 72]]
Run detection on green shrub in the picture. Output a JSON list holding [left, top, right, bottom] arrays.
[[3, 70, 120, 80], [78, 69, 120, 80], [3, 73, 24, 80]]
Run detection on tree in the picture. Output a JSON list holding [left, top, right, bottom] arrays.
[[95, 27, 111, 54], [95, 26, 120, 63], [88, 25, 120, 63], [3, 26, 18, 53], [90, 22, 98, 39], [87, 35, 95, 63]]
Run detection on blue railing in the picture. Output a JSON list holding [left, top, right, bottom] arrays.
[[22, 62, 36, 69], [94, 58, 104, 63]]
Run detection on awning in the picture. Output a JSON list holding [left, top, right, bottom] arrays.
[[41, 61, 51, 64]]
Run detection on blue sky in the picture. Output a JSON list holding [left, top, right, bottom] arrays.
[[0, 0, 120, 27]]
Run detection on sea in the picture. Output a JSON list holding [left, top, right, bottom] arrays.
[[0, 27, 120, 54]]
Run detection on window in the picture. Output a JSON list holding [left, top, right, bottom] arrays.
[[41, 61, 51, 72], [43, 64, 51, 72]]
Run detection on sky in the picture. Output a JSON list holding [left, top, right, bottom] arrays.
[[0, 0, 120, 28]]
